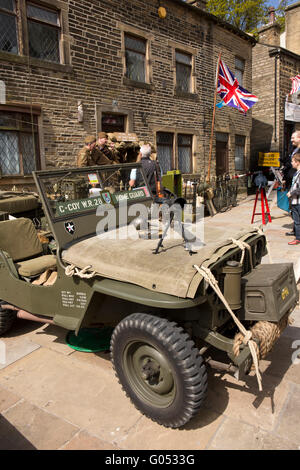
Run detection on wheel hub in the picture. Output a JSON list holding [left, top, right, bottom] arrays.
[[141, 358, 160, 385], [123, 342, 176, 407]]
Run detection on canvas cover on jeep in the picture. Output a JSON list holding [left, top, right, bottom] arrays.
[[61, 224, 262, 298], [34, 166, 264, 299]]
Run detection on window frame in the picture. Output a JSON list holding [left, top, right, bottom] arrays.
[[235, 56, 245, 86], [234, 134, 246, 172], [175, 50, 192, 94], [0, 0, 19, 55], [118, 22, 154, 89], [0, 105, 41, 178], [177, 133, 193, 174], [0, 0, 71, 70], [26, 1, 61, 63], [124, 32, 147, 84], [156, 131, 174, 174], [168, 41, 197, 96], [156, 131, 194, 175]]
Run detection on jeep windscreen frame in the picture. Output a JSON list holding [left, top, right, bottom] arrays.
[[33, 163, 153, 250]]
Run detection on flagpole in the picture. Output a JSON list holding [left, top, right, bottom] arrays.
[[206, 52, 221, 183]]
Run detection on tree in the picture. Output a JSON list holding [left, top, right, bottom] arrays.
[[206, 0, 269, 33]]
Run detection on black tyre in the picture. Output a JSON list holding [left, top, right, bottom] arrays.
[[110, 313, 207, 428], [0, 301, 17, 336]]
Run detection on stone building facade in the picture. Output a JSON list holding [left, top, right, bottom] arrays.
[[251, 3, 300, 169], [0, 0, 255, 189]]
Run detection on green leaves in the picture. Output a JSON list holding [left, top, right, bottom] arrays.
[[207, 0, 295, 33], [207, 0, 269, 33]]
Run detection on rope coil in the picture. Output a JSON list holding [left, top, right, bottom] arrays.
[[233, 311, 292, 361], [65, 264, 96, 279], [193, 264, 263, 391]]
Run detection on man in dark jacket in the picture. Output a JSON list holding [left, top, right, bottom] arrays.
[[282, 131, 300, 236], [129, 144, 161, 195], [97, 132, 118, 162], [283, 131, 300, 190]]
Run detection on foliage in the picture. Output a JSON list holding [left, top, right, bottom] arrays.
[[206, 0, 269, 32], [206, 0, 296, 33]]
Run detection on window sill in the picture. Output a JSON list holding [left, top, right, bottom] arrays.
[[123, 77, 154, 91], [0, 175, 35, 183], [0, 51, 73, 73], [174, 89, 198, 100]]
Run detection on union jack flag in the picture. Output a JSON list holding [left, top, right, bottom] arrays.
[[217, 59, 258, 114], [289, 74, 300, 95]]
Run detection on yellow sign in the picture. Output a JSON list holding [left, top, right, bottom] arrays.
[[281, 287, 289, 301], [258, 152, 280, 168]]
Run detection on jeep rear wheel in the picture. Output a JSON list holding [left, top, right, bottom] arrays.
[[110, 313, 207, 428], [0, 301, 17, 336]]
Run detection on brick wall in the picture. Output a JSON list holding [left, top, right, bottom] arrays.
[[251, 21, 300, 168], [0, 0, 254, 188]]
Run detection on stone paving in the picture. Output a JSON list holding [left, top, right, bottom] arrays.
[[0, 191, 299, 450]]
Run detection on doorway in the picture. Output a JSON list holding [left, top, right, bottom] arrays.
[[284, 121, 295, 161], [216, 132, 228, 176]]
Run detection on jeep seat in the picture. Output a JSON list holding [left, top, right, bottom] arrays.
[[0, 195, 39, 215], [0, 218, 56, 277]]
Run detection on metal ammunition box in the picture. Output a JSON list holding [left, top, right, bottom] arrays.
[[241, 263, 297, 322]]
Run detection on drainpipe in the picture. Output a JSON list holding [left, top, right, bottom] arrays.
[[274, 51, 280, 143]]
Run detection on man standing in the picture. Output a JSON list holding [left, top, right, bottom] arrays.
[[129, 144, 161, 195], [287, 153, 300, 245], [283, 131, 300, 190], [97, 132, 118, 162], [77, 135, 112, 167], [283, 131, 300, 236]]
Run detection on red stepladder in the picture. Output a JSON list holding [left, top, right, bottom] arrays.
[[251, 186, 272, 225]]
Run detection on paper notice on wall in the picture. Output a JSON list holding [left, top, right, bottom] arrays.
[[258, 152, 280, 167], [285, 102, 300, 122]]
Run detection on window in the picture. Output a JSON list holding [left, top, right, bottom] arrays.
[[176, 51, 192, 93], [125, 33, 146, 83], [235, 57, 245, 86], [0, 111, 40, 176], [178, 134, 192, 173], [156, 132, 193, 174], [157, 132, 173, 174], [235, 135, 245, 171], [27, 3, 60, 63], [0, 0, 18, 54], [102, 113, 125, 133]]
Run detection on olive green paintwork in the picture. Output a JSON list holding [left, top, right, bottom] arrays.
[[0, 165, 298, 372]]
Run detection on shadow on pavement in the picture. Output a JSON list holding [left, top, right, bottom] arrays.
[[0, 415, 36, 450]]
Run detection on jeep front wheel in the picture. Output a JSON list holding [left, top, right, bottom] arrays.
[[110, 313, 207, 428]]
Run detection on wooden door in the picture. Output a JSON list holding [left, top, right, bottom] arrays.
[[216, 141, 228, 176]]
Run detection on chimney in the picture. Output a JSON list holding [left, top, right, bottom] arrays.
[[185, 0, 207, 10], [257, 5, 280, 46], [268, 6, 275, 23], [285, 1, 300, 55]]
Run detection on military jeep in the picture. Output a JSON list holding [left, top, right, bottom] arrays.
[[0, 164, 298, 428]]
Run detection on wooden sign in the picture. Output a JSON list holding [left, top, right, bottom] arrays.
[[258, 152, 280, 168], [113, 133, 138, 142]]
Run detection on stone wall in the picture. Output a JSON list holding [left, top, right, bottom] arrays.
[[251, 18, 300, 167], [0, 0, 254, 188]]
